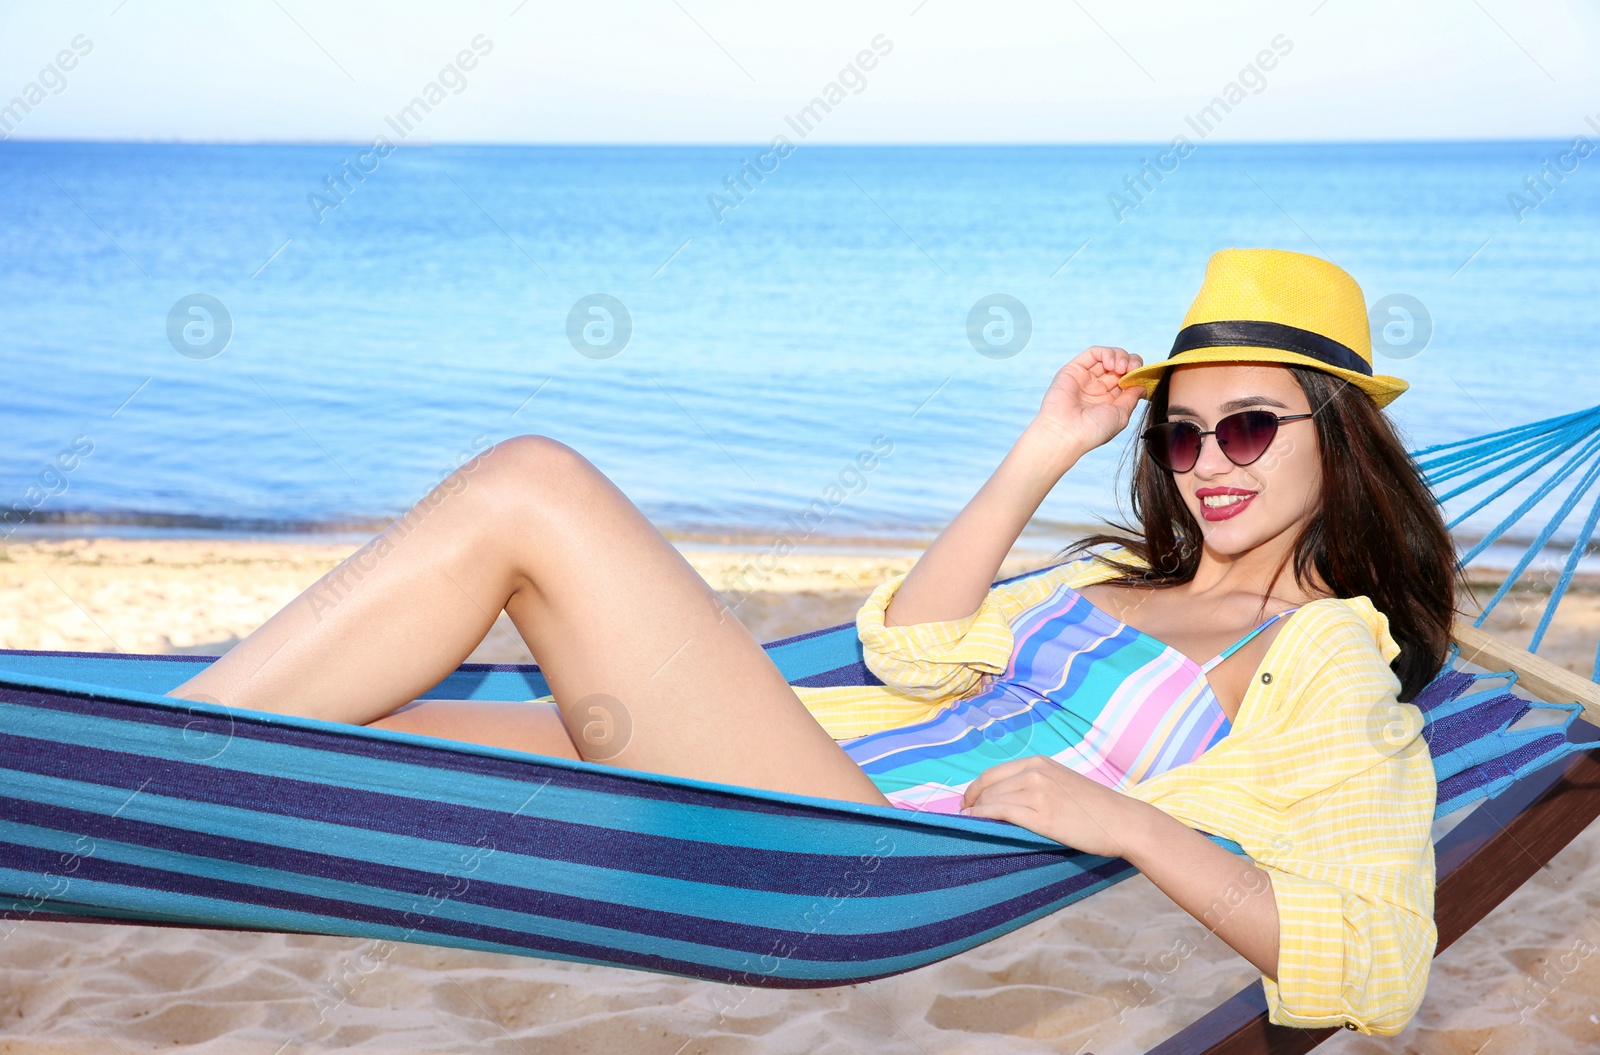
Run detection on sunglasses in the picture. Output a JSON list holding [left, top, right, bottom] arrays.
[[1142, 410, 1314, 473]]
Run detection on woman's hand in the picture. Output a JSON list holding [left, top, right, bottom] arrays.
[[959, 754, 1159, 858], [963, 755, 1285, 983], [879, 350, 1143, 630], [1034, 346, 1147, 453]]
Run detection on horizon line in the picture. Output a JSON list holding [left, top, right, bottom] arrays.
[[0, 134, 1580, 148]]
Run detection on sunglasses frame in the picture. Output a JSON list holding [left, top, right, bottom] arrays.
[[1142, 410, 1315, 473]]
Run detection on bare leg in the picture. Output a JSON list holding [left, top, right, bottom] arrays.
[[369, 700, 582, 760], [166, 435, 890, 806]]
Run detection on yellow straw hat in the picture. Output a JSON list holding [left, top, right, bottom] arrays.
[[1119, 247, 1409, 408]]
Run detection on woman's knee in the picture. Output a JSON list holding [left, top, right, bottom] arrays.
[[485, 433, 588, 474], [465, 434, 599, 514]]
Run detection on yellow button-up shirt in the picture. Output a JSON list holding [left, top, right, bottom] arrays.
[[791, 552, 1438, 1036]]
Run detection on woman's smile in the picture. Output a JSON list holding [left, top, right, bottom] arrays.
[[1196, 485, 1258, 521]]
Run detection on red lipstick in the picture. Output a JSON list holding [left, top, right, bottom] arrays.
[[1195, 486, 1258, 522]]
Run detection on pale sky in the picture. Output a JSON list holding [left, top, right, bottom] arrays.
[[2, 0, 1598, 143]]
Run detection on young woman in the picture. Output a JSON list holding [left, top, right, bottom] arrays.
[[167, 248, 1456, 1036]]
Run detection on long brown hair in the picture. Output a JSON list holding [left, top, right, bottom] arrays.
[[1056, 364, 1461, 701]]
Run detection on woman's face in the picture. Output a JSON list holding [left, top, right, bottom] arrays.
[[1161, 363, 1323, 558]]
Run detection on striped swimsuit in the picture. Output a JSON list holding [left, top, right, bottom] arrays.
[[840, 582, 1295, 814]]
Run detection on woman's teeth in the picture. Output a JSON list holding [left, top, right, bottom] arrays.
[[1201, 493, 1255, 508]]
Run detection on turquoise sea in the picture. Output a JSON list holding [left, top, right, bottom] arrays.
[[1, 140, 1596, 550]]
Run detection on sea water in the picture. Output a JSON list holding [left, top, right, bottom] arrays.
[[1, 140, 1596, 551]]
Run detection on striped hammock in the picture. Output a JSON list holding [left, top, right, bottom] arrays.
[[2, 404, 1598, 987]]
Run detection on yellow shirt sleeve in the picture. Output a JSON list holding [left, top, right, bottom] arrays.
[[1123, 598, 1438, 1035], [796, 549, 1135, 739], [853, 553, 1119, 709]]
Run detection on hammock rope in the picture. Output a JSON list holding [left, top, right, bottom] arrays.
[[1412, 403, 1600, 679]]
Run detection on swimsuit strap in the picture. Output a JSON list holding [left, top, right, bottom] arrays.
[[1200, 607, 1300, 673]]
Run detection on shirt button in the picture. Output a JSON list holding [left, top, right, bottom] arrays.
[[1260, 672, 1273, 685]]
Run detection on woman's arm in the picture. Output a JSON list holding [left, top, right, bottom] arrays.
[[884, 346, 1144, 628], [958, 756, 1280, 975], [1120, 802, 1282, 976]]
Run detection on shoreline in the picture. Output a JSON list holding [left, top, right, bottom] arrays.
[[0, 520, 1029, 557], [1, 533, 1595, 669], [0, 534, 1062, 660], [5, 517, 1597, 572]]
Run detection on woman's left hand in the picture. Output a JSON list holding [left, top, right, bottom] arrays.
[[960, 755, 1155, 858]]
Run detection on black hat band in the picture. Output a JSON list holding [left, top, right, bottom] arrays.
[[1168, 319, 1373, 377]]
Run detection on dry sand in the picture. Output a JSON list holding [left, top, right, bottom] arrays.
[[1, 535, 1599, 1054]]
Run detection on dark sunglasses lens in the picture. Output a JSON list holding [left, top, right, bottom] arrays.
[[1146, 422, 1201, 472], [1215, 411, 1280, 466]]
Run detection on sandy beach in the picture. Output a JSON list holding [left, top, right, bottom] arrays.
[[2, 534, 1599, 1054]]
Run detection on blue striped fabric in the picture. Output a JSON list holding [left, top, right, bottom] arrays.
[[0, 562, 1593, 986]]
